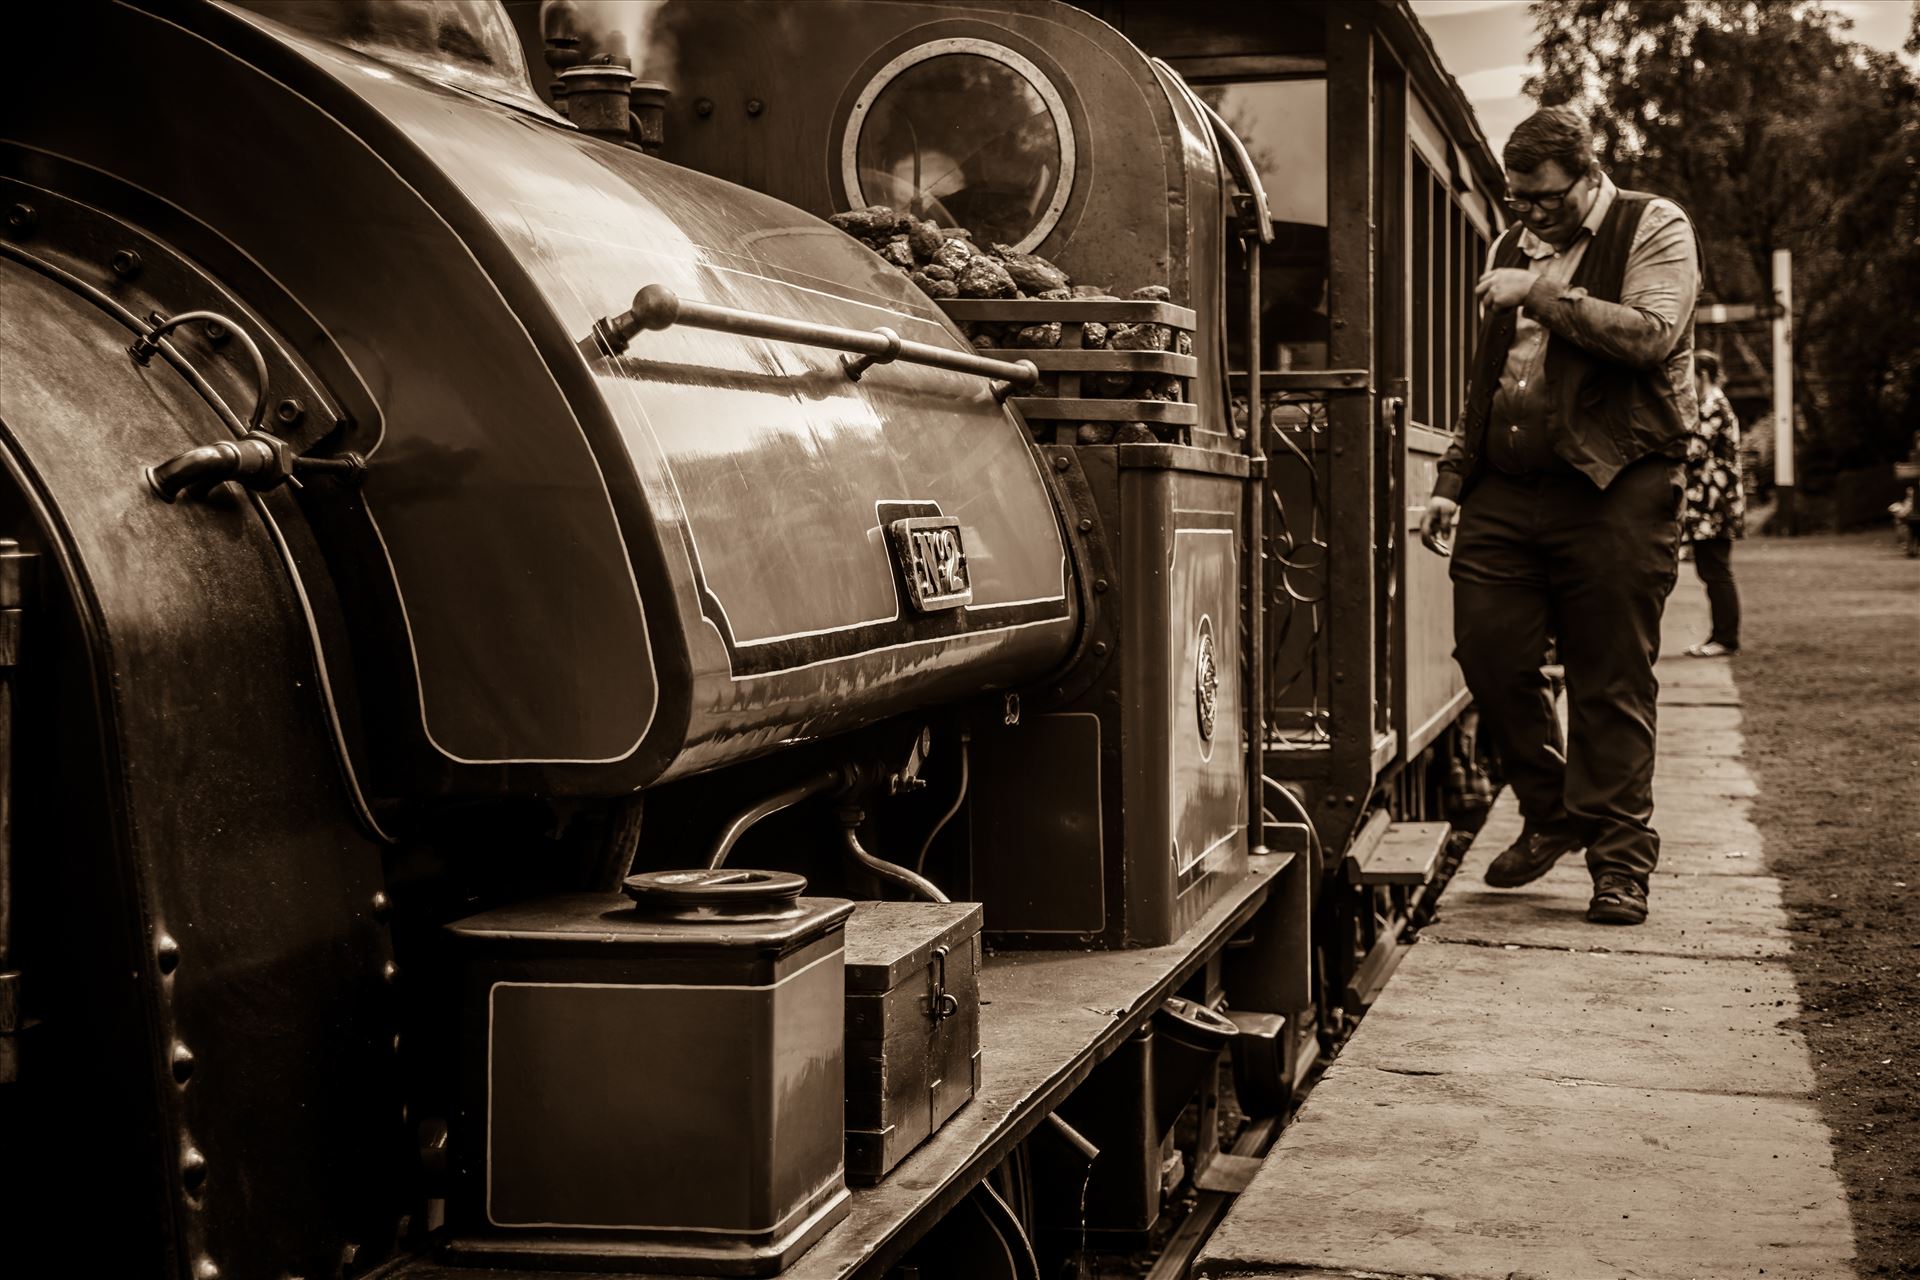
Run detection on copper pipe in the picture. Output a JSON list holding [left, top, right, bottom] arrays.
[[912, 732, 969, 874], [128, 310, 272, 434], [707, 768, 846, 870], [841, 813, 949, 903], [144, 435, 290, 503]]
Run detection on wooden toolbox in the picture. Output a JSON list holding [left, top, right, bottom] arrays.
[[843, 901, 984, 1184], [938, 298, 1200, 446]]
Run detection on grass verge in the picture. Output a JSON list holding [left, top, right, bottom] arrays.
[[1732, 531, 1920, 1277]]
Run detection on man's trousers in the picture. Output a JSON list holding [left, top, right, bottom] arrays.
[[1450, 458, 1684, 885]]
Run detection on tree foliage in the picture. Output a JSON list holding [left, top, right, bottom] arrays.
[[1525, 0, 1920, 474]]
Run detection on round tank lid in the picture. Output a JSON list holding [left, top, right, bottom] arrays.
[[622, 868, 808, 920], [1156, 995, 1240, 1049]]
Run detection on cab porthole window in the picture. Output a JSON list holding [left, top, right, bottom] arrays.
[[841, 39, 1075, 254]]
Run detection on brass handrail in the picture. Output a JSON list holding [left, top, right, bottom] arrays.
[[579, 284, 1039, 399]]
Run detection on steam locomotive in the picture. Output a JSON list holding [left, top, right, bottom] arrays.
[[0, 2, 1505, 1277]]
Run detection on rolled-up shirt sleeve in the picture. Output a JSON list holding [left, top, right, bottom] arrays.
[[1521, 202, 1698, 370]]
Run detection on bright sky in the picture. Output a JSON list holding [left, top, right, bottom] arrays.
[[1407, 0, 1918, 161]]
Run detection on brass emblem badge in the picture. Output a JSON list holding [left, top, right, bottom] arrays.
[[1194, 614, 1218, 742], [887, 515, 973, 612]]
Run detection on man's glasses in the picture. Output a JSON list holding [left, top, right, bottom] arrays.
[[1503, 173, 1583, 214]]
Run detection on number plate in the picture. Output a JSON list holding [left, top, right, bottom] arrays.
[[887, 516, 973, 613]]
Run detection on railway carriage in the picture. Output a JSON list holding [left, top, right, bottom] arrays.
[[0, 2, 1502, 1277]]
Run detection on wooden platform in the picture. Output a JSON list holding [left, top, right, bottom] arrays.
[[402, 853, 1288, 1280], [1196, 579, 1858, 1279]]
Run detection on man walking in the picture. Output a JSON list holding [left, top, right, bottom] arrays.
[[1420, 106, 1699, 926]]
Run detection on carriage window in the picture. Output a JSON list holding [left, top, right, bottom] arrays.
[[841, 41, 1075, 254], [1201, 78, 1329, 372], [1411, 150, 1492, 431], [1195, 81, 1326, 227]]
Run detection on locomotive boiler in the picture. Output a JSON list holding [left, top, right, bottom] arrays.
[[0, 2, 1505, 1278]]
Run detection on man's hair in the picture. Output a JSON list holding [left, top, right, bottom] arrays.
[[1504, 107, 1596, 177], [1695, 350, 1723, 382]]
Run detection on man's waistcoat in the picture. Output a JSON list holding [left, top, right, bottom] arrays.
[[1455, 190, 1694, 494]]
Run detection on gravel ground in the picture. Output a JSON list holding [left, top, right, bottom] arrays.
[[1727, 530, 1920, 1277]]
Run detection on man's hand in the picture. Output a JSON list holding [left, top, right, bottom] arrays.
[[1420, 495, 1459, 556], [1475, 267, 1536, 311]]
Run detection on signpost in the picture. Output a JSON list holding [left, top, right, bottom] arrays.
[[1771, 249, 1795, 534], [1693, 252, 1794, 533]]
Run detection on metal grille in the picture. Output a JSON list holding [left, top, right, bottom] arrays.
[[1261, 393, 1331, 746]]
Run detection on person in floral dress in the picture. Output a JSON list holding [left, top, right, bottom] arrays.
[[1683, 350, 1743, 655]]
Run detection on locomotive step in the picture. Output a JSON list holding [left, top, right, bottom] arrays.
[[1345, 819, 1448, 887], [1336, 808, 1391, 882]]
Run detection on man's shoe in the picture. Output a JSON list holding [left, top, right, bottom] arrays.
[[1587, 874, 1649, 925], [1484, 828, 1583, 888]]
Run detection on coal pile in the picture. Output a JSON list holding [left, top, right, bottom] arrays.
[[828, 205, 1072, 301], [828, 206, 1195, 444]]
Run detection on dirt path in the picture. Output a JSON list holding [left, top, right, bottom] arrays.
[[1727, 531, 1920, 1277]]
